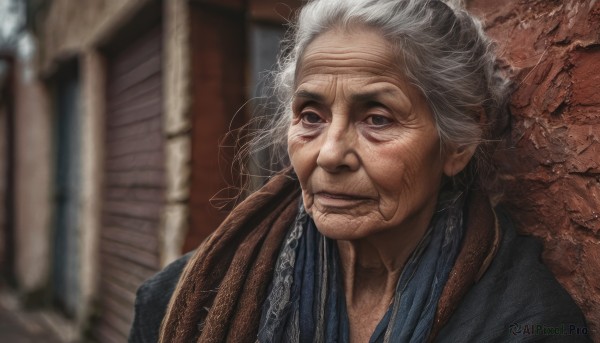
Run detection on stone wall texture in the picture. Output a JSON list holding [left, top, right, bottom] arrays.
[[39, 0, 148, 71], [469, 0, 600, 339], [14, 58, 52, 291]]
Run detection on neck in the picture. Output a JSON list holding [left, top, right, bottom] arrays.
[[336, 203, 436, 342], [336, 222, 429, 305]]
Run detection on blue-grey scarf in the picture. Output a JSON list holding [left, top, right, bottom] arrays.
[[258, 193, 465, 343]]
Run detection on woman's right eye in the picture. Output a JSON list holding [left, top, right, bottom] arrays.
[[301, 112, 323, 124]]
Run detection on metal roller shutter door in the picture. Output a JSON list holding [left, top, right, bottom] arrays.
[[98, 25, 164, 342]]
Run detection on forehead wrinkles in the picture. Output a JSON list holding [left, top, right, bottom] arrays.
[[297, 47, 401, 81]]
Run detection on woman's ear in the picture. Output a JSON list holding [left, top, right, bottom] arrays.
[[443, 143, 477, 177]]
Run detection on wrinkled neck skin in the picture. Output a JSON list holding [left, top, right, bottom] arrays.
[[336, 198, 435, 343]]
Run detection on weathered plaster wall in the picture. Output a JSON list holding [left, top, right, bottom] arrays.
[[14, 58, 52, 291], [78, 50, 105, 329], [40, 0, 150, 72], [161, 0, 192, 267], [469, 0, 600, 338]]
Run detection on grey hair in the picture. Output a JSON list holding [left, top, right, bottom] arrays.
[[243, 0, 510, 190]]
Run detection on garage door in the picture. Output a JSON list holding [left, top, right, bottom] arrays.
[[98, 25, 164, 342]]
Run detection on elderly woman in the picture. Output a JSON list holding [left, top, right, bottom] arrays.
[[130, 0, 589, 342]]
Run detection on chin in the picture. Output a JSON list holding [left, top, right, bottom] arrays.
[[310, 212, 376, 241], [317, 228, 363, 241]]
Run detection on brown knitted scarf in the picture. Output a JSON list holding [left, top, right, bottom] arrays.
[[159, 169, 500, 343]]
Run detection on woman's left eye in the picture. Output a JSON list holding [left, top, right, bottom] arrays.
[[365, 115, 392, 126]]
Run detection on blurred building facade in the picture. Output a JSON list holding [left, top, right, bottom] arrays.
[[1, 0, 599, 342], [0, 0, 300, 341]]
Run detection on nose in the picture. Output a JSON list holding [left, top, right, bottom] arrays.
[[316, 119, 360, 173]]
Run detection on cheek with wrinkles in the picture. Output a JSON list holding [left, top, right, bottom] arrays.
[[365, 144, 433, 219], [288, 130, 318, 164], [302, 190, 314, 212]]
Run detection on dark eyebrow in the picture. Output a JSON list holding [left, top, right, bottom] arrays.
[[350, 89, 398, 103], [294, 88, 400, 103], [293, 90, 325, 102]]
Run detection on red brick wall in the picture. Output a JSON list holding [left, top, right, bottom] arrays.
[[469, 0, 600, 338]]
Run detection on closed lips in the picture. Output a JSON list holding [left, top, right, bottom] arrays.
[[315, 192, 374, 201]]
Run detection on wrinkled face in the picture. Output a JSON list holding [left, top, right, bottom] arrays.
[[288, 27, 459, 241]]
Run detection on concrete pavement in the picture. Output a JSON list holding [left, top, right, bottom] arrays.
[[0, 288, 75, 343]]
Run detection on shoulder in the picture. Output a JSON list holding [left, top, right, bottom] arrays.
[[437, 207, 591, 342], [128, 251, 193, 343]]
